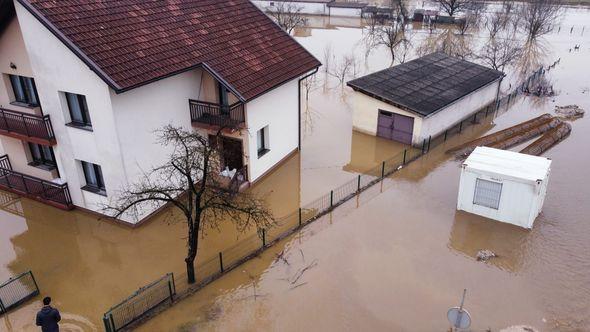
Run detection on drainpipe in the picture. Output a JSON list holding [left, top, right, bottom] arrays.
[[298, 67, 319, 149]]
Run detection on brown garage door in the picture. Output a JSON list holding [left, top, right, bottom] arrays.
[[376, 110, 414, 144]]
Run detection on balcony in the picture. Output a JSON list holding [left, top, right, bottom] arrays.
[[0, 155, 73, 210], [189, 100, 245, 129], [0, 108, 56, 145]]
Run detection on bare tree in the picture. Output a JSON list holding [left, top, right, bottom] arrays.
[[267, 2, 308, 34], [301, 73, 318, 102], [519, 0, 562, 40], [106, 126, 273, 284], [485, 1, 517, 38], [328, 54, 357, 86], [457, 3, 486, 35], [434, 0, 473, 17], [477, 39, 522, 71], [389, 0, 411, 23], [371, 21, 409, 66], [417, 28, 474, 60], [323, 43, 333, 74]]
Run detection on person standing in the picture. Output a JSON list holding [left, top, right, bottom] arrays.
[[36, 297, 61, 332]]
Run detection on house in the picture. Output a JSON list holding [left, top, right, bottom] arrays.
[[0, 0, 320, 225], [457, 147, 552, 229], [347, 52, 503, 146], [327, 2, 368, 17], [252, 0, 333, 16]]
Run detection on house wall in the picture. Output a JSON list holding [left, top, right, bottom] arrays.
[[252, 1, 329, 15], [457, 168, 542, 229], [0, 16, 52, 179], [15, 2, 126, 217], [351, 79, 500, 145], [329, 7, 363, 17], [246, 79, 299, 182]]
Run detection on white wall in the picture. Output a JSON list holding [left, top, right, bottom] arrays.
[[457, 168, 543, 229], [15, 2, 125, 216], [252, 1, 329, 15], [246, 79, 299, 182], [329, 7, 363, 17], [420, 80, 500, 142]]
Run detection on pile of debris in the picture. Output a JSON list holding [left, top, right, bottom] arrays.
[[555, 105, 585, 120]]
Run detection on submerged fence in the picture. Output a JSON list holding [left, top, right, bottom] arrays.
[[103, 273, 175, 332], [105, 67, 547, 331], [0, 271, 39, 314]]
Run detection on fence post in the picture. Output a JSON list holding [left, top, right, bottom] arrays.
[[444, 130, 448, 141], [30, 271, 39, 294], [357, 175, 361, 191], [0, 298, 5, 314], [330, 190, 334, 207], [381, 161, 385, 178], [103, 315, 113, 332], [262, 229, 266, 247], [167, 277, 174, 303], [459, 121, 463, 133], [218, 252, 224, 273], [298, 208, 302, 226], [421, 139, 426, 153], [472, 112, 477, 123], [403, 149, 407, 165], [427, 136, 431, 152]]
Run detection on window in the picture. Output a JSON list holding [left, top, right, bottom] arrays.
[[65, 92, 92, 128], [9, 75, 39, 106], [257, 126, 270, 158], [28, 143, 56, 169], [81, 161, 106, 195], [473, 178, 502, 210]]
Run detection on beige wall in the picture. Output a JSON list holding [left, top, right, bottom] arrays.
[[352, 91, 423, 141], [198, 71, 239, 104]]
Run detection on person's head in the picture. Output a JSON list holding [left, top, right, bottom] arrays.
[[43, 297, 51, 306]]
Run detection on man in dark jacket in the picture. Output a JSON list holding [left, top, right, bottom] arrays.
[[36, 296, 61, 332]]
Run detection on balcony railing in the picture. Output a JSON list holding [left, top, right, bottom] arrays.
[[0, 108, 56, 145], [0, 155, 73, 210], [189, 100, 245, 128]]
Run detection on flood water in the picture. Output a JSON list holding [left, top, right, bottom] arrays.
[[1, 3, 590, 332]]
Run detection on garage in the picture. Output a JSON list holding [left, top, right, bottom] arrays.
[[376, 110, 414, 144]]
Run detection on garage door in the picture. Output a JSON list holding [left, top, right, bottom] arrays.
[[376, 110, 414, 144]]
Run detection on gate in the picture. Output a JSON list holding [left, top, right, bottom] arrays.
[[377, 110, 414, 144], [0, 271, 40, 314]]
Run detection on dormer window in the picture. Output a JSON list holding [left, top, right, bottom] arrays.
[[9, 75, 39, 107]]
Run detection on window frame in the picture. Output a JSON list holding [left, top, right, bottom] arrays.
[[257, 126, 270, 158], [473, 178, 503, 210], [65, 92, 93, 129], [80, 161, 106, 195], [9, 75, 40, 107], [27, 143, 57, 170]]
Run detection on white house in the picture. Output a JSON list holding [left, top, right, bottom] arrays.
[[252, 0, 333, 16], [457, 147, 552, 229], [327, 2, 367, 17], [0, 0, 320, 225], [347, 52, 504, 146]]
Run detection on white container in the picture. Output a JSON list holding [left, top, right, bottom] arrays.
[[457, 147, 552, 229]]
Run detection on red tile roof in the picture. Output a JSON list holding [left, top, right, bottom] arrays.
[[17, 0, 321, 100]]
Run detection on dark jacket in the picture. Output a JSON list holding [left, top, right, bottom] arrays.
[[36, 305, 61, 332]]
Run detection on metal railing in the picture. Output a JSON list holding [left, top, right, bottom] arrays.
[[103, 273, 175, 332], [0, 108, 55, 143], [189, 100, 245, 127], [0, 271, 40, 314], [0, 155, 73, 209]]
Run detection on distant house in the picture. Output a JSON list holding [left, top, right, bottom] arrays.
[[327, 2, 368, 17], [252, 0, 367, 17], [0, 0, 320, 225], [347, 52, 503, 146]]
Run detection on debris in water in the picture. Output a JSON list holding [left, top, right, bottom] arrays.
[[555, 105, 585, 120], [274, 250, 290, 266], [476, 249, 497, 262], [499, 325, 539, 332]]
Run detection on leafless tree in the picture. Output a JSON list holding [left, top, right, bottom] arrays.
[[322, 43, 333, 74], [328, 54, 357, 86], [518, 0, 563, 40], [389, 0, 411, 23], [267, 2, 308, 34], [434, 0, 473, 17], [477, 39, 522, 71], [371, 21, 410, 66], [457, 3, 486, 35], [417, 28, 474, 60], [106, 126, 273, 284], [301, 73, 318, 102], [485, 1, 517, 38]]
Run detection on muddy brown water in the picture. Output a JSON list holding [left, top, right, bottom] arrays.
[[1, 4, 589, 332]]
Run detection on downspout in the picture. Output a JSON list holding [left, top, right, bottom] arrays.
[[298, 67, 319, 149]]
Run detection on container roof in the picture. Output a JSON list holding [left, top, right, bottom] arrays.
[[347, 52, 504, 117], [464, 147, 552, 183]]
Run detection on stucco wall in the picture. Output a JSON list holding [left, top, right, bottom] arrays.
[[246, 79, 299, 182], [16, 2, 124, 215], [329, 7, 363, 17], [252, 1, 329, 15]]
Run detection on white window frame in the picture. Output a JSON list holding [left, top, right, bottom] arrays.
[[473, 178, 502, 210]]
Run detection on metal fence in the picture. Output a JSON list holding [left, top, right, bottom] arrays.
[[103, 273, 175, 332], [106, 66, 548, 331], [0, 271, 39, 314]]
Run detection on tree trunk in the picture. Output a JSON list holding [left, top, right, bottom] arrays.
[[185, 255, 196, 284], [185, 211, 201, 284]]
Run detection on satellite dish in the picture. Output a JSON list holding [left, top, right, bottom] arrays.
[[447, 289, 471, 330]]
